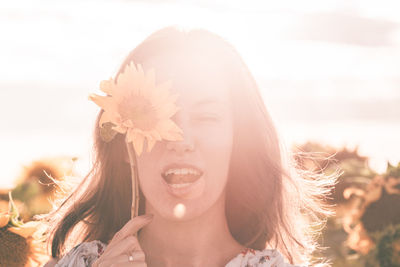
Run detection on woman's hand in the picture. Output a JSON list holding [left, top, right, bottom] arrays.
[[92, 214, 153, 267]]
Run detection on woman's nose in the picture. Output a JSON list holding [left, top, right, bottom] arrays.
[[166, 132, 195, 154]]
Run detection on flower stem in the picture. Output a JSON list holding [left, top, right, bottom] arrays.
[[126, 141, 140, 236]]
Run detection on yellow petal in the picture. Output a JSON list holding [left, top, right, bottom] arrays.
[[151, 80, 173, 105], [100, 79, 114, 95], [111, 123, 127, 134], [144, 68, 156, 90], [149, 130, 162, 141], [25, 237, 49, 267], [88, 94, 115, 111], [0, 213, 9, 228], [114, 67, 135, 102], [137, 63, 145, 76], [134, 135, 145, 156], [126, 129, 134, 143], [146, 136, 156, 152], [157, 120, 184, 141], [127, 130, 145, 156], [156, 103, 180, 119], [8, 222, 40, 238], [122, 119, 134, 128], [127, 61, 137, 72], [135, 64, 146, 96], [116, 65, 133, 91]]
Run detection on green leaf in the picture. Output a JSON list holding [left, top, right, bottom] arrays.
[[8, 192, 23, 227]]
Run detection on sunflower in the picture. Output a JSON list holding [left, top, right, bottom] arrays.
[[0, 192, 48, 267], [89, 61, 183, 155], [342, 162, 400, 266]]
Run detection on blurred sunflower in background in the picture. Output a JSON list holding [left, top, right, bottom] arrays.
[[0, 192, 48, 267], [292, 142, 377, 266], [293, 143, 400, 266], [344, 162, 400, 266], [0, 156, 78, 221]]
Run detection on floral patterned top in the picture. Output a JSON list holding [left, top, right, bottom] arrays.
[[55, 240, 304, 267]]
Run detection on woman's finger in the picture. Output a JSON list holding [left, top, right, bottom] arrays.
[[106, 235, 144, 259], [109, 214, 153, 245], [128, 250, 146, 261]]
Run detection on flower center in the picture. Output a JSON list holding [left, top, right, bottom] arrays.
[[119, 94, 158, 131]]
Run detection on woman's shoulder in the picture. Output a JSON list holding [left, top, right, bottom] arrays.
[[44, 258, 59, 267], [225, 247, 306, 267], [53, 240, 107, 267]]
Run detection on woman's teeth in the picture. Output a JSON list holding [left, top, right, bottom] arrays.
[[164, 168, 201, 176], [162, 168, 203, 184]]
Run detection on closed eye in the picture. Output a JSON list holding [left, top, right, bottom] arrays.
[[194, 114, 220, 121]]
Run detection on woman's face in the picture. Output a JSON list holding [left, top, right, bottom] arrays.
[[134, 52, 234, 221]]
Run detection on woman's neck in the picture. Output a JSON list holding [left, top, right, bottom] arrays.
[[138, 194, 245, 267]]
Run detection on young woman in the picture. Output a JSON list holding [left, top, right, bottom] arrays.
[[44, 26, 334, 267]]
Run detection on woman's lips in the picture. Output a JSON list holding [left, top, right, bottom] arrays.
[[160, 162, 205, 199], [161, 163, 204, 177]]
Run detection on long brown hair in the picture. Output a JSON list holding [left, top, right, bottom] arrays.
[[46, 26, 335, 266]]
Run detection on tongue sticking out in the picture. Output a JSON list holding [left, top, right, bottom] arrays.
[[164, 173, 201, 184]]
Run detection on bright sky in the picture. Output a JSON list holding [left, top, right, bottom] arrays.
[[1, 0, 399, 188]]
